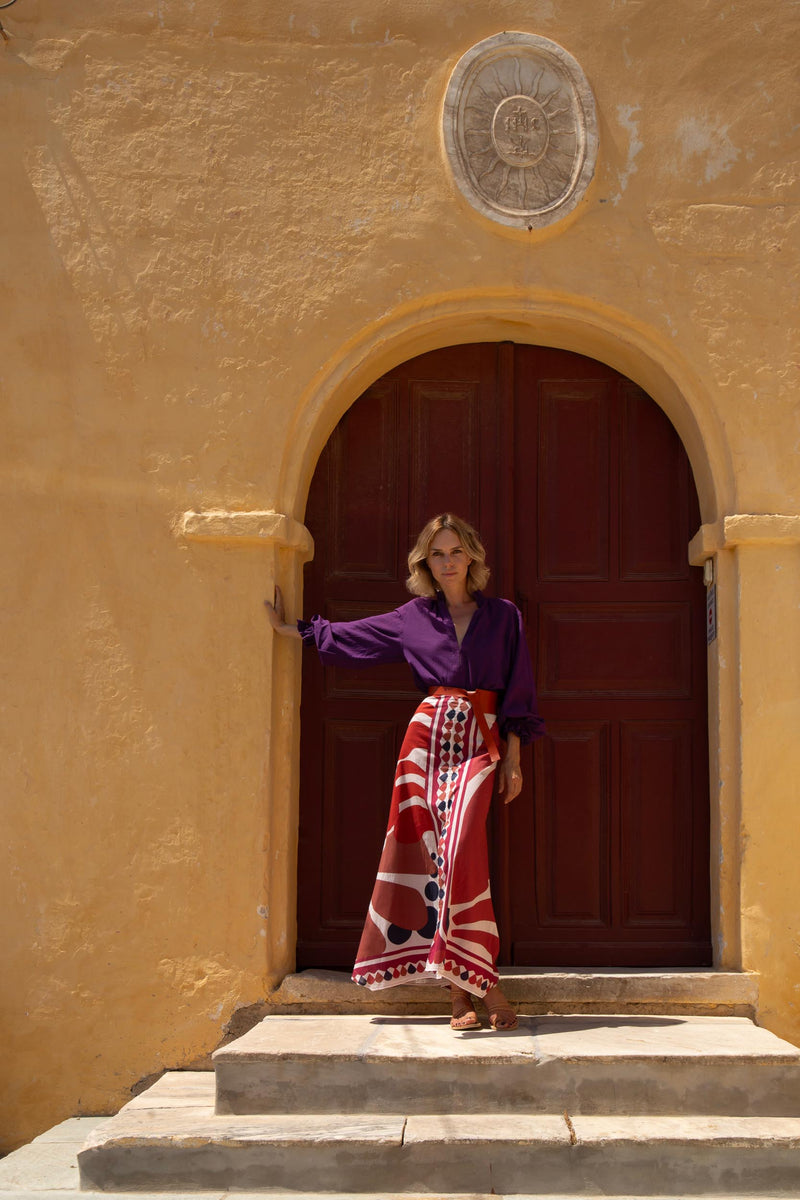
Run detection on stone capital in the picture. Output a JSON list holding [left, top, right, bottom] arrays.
[[178, 509, 314, 560]]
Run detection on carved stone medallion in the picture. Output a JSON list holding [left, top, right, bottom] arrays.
[[443, 32, 598, 229]]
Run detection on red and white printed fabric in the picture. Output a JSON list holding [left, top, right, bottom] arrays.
[[352, 691, 500, 998]]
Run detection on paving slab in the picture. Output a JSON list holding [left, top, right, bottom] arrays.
[[212, 1013, 800, 1116], [0, 1143, 83, 1193], [402, 1114, 800, 1194], [0, 1194, 225, 1200], [564, 1115, 800, 1196], [125, 1073, 214, 1110], [126, 1073, 216, 1110], [78, 1108, 408, 1192], [0, 1120, 114, 1196], [571, 1113, 800, 1143], [83, 1108, 407, 1145], [403, 1114, 571, 1144], [29, 1121, 110, 1146]]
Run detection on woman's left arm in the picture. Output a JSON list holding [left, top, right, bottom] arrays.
[[497, 603, 546, 746], [496, 603, 545, 803], [497, 732, 522, 804]]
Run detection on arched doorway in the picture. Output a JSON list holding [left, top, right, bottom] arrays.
[[296, 343, 710, 968]]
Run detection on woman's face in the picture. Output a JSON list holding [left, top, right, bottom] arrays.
[[427, 529, 472, 591]]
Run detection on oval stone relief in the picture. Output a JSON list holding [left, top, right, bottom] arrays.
[[443, 32, 598, 229]]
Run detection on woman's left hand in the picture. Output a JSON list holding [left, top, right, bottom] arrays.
[[497, 734, 523, 804]]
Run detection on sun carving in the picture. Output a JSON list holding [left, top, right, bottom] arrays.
[[443, 33, 598, 230]]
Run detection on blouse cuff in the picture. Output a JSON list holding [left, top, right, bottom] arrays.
[[501, 715, 546, 745], [296, 618, 317, 646]]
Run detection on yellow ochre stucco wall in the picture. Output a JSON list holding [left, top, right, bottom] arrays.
[[1, 0, 799, 1152]]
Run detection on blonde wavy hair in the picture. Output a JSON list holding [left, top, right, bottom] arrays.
[[406, 513, 490, 598]]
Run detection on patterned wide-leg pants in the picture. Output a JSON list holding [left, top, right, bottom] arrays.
[[352, 691, 500, 998]]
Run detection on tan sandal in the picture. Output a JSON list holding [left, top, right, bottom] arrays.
[[450, 985, 482, 1030], [484, 985, 518, 1031]]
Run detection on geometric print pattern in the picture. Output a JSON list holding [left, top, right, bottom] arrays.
[[353, 691, 500, 997]]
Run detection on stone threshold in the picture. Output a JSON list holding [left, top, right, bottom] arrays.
[[266, 968, 758, 1018]]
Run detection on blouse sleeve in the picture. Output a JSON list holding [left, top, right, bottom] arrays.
[[297, 607, 406, 668], [498, 605, 546, 744]]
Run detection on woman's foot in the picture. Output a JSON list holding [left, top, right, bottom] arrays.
[[450, 985, 482, 1030], [484, 985, 518, 1031]]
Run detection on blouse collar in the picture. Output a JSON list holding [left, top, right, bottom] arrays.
[[432, 588, 485, 613]]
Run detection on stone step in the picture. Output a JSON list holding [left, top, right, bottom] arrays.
[[77, 1078, 800, 1195], [269, 969, 758, 1017], [212, 1013, 800, 1117]]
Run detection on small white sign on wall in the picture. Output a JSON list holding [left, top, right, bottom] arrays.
[[706, 584, 717, 645]]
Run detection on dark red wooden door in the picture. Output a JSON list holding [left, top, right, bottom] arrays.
[[296, 344, 710, 969]]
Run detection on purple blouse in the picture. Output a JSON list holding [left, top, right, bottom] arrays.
[[298, 591, 545, 744]]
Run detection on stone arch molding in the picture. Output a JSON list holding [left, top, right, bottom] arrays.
[[280, 297, 731, 529], [177, 297, 732, 557], [443, 32, 599, 229]]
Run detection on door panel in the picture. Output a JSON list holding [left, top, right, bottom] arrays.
[[620, 720, 693, 927], [538, 384, 611, 581], [409, 381, 482, 529], [538, 604, 692, 698], [321, 720, 399, 924], [620, 383, 690, 580], [329, 382, 400, 581], [534, 721, 611, 927], [297, 343, 710, 969]]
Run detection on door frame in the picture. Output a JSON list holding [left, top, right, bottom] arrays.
[[266, 292, 739, 986]]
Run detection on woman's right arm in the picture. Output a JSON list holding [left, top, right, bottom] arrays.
[[269, 594, 408, 667], [264, 586, 302, 639]]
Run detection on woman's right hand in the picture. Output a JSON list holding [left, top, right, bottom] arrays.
[[264, 586, 301, 638]]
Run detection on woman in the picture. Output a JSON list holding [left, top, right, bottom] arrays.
[[266, 513, 544, 1031]]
